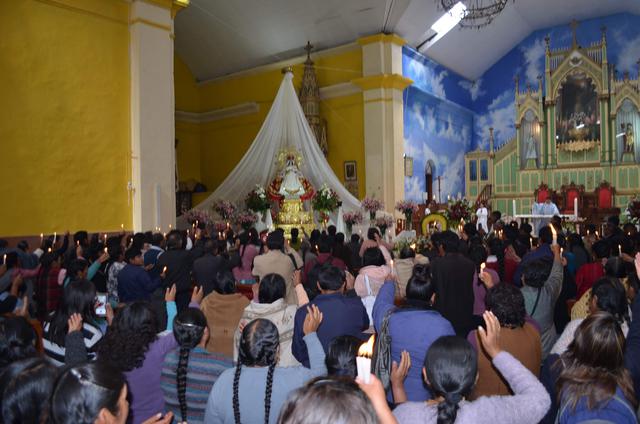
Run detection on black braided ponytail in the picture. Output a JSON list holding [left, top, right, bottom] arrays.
[[172, 308, 207, 423], [424, 336, 477, 424], [234, 319, 280, 424]]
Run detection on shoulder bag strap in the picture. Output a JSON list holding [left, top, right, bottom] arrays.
[[364, 275, 373, 296], [530, 287, 543, 317]]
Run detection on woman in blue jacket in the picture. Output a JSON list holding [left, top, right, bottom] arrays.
[[372, 264, 455, 403]]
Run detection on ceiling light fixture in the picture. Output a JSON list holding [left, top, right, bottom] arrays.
[[439, 0, 515, 29], [418, 1, 466, 51]]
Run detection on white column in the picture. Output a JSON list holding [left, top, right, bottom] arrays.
[[354, 34, 412, 212], [129, 0, 177, 231]]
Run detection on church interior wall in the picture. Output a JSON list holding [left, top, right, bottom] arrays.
[[174, 45, 366, 202], [0, 0, 132, 237]]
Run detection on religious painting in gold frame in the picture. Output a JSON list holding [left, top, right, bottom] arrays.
[[556, 72, 600, 143], [344, 161, 357, 181]]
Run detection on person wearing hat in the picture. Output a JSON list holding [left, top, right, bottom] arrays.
[[253, 231, 302, 305]]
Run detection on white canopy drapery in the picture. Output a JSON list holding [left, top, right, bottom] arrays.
[[192, 71, 359, 215]]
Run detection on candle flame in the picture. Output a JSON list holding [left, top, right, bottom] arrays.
[[480, 262, 486, 272], [162, 266, 167, 274], [410, 243, 416, 250], [358, 335, 375, 358]]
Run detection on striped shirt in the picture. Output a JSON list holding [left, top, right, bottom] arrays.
[[43, 321, 103, 366], [161, 347, 233, 424]]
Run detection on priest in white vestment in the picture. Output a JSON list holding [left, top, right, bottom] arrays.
[[476, 202, 488, 233]]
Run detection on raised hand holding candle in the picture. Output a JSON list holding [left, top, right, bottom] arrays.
[[549, 224, 557, 245], [480, 262, 486, 273], [356, 335, 375, 384]]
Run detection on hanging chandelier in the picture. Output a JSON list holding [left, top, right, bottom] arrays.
[[439, 0, 515, 29]]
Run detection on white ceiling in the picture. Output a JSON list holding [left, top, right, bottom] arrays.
[[175, 0, 640, 82]]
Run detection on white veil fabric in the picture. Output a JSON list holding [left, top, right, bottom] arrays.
[[192, 71, 360, 214]]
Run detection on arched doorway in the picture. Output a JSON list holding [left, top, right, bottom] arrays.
[[425, 160, 435, 202]]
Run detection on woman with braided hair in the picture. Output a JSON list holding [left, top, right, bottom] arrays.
[[393, 311, 550, 423], [161, 308, 232, 424], [204, 305, 326, 423]]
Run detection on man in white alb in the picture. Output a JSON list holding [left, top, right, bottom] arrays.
[[476, 202, 488, 233]]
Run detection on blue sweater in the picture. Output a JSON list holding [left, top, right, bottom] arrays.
[[557, 387, 637, 424], [117, 264, 161, 303], [373, 281, 455, 402]]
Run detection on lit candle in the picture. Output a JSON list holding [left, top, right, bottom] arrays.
[[549, 224, 557, 245], [618, 244, 622, 255], [76, 240, 79, 246], [2, 254, 6, 264], [40, 233, 44, 243], [560, 247, 564, 256], [53, 232, 57, 244], [410, 243, 416, 250], [47, 248, 52, 253], [226, 222, 230, 229], [104, 247, 108, 253], [121, 224, 124, 230], [218, 231, 222, 239], [104, 234, 108, 243], [162, 266, 168, 275], [195, 220, 199, 227], [480, 262, 486, 273], [356, 335, 375, 384], [169, 224, 172, 230], [163, 232, 167, 238], [529, 236, 533, 248], [595, 231, 599, 239]]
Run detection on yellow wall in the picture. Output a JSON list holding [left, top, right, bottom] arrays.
[[0, 0, 131, 236], [175, 46, 366, 199]]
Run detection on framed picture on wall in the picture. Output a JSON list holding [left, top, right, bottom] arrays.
[[344, 161, 357, 181]]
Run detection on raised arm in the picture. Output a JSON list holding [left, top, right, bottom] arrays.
[[300, 305, 327, 378], [544, 244, 563, 300]]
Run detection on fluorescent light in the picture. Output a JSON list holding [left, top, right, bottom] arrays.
[[576, 123, 585, 129], [556, 135, 559, 139], [432, 2, 467, 34], [617, 132, 625, 138], [420, 2, 467, 50]]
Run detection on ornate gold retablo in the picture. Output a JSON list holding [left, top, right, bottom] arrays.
[[276, 199, 314, 238]]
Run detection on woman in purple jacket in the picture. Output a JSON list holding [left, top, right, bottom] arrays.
[[372, 264, 455, 402], [393, 311, 550, 424]]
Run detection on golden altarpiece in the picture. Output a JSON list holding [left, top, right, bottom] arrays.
[[466, 23, 639, 224]]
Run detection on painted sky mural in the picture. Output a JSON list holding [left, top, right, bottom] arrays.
[[403, 12, 640, 200]]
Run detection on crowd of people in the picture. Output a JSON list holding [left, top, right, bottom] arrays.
[[0, 211, 639, 424]]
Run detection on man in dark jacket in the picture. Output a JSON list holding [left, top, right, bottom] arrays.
[[193, 238, 230, 295], [512, 225, 554, 287], [431, 230, 476, 336], [117, 248, 161, 303], [155, 230, 203, 311], [292, 265, 368, 367]]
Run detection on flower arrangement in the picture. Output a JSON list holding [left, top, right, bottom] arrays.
[[245, 185, 270, 212], [343, 211, 364, 234], [312, 184, 340, 213], [236, 210, 258, 230], [214, 200, 236, 220], [375, 213, 395, 236], [443, 198, 473, 223], [395, 200, 419, 216], [184, 209, 212, 226], [213, 221, 228, 233], [361, 197, 384, 221]]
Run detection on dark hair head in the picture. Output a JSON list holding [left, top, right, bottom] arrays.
[[520, 222, 533, 235], [51, 361, 126, 424], [406, 264, 435, 304], [485, 283, 526, 328], [0, 316, 38, 369], [124, 247, 142, 263], [317, 265, 346, 292], [131, 233, 146, 251], [327, 225, 337, 236], [47, 279, 97, 346], [67, 258, 88, 280], [399, 246, 416, 259], [538, 226, 553, 245], [97, 302, 158, 372], [277, 376, 377, 424], [152, 233, 164, 246], [290, 228, 299, 242], [607, 215, 620, 227], [325, 335, 362, 378], [522, 258, 553, 288], [362, 247, 385, 267], [604, 257, 626, 279], [166, 231, 183, 250], [173, 308, 207, 422], [491, 210, 502, 221], [317, 235, 332, 254], [234, 319, 280, 423], [203, 238, 217, 255], [438, 231, 459, 254], [463, 223, 477, 238], [591, 278, 628, 324], [558, 312, 636, 411], [0, 358, 58, 424], [592, 240, 610, 260], [213, 270, 237, 294], [467, 243, 488, 269], [424, 336, 478, 424], [258, 274, 286, 304], [366, 228, 380, 241], [350, 234, 360, 244], [266, 231, 285, 250], [335, 233, 345, 245]]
